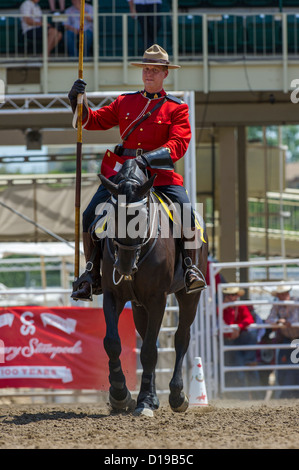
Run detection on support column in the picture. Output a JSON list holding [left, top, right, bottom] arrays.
[[237, 126, 249, 284], [218, 127, 237, 281]]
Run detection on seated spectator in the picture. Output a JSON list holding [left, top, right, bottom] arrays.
[[20, 0, 62, 55], [222, 287, 260, 395], [128, 0, 162, 50], [48, 0, 65, 14], [64, 0, 93, 57], [266, 285, 299, 398]]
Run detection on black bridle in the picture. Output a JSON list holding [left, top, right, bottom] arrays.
[[108, 191, 160, 279], [111, 192, 150, 248]]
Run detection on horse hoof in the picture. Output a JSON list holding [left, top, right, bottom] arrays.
[[109, 390, 135, 411], [170, 394, 189, 413], [133, 405, 154, 417]]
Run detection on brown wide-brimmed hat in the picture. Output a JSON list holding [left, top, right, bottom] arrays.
[[222, 286, 245, 297], [130, 44, 181, 69], [271, 285, 292, 296]]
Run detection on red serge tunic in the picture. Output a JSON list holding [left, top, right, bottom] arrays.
[[83, 89, 191, 187]]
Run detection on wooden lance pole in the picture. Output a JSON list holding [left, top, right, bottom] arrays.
[[74, 0, 85, 279]]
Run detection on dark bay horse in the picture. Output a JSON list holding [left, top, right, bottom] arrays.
[[97, 159, 208, 417]]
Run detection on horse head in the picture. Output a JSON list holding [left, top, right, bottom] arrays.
[[99, 159, 156, 276]]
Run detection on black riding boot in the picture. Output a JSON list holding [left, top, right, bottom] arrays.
[[71, 232, 102, 301], [183, 251, 207, 293], [181, 230, 207, 294]]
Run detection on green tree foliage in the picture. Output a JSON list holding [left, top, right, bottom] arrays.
[[248, 125, 299, 161]]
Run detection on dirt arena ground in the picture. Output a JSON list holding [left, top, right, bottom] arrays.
[[0, 396, 298, 450]]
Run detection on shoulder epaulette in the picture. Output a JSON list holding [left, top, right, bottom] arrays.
[[166, 94, 183, 104]]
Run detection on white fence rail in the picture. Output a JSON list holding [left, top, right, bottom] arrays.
[[207, 259, 299, 399]]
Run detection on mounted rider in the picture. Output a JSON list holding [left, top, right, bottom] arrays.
[[68, 44, 207, 301]]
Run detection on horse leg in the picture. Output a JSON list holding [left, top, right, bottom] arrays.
[[132, 301, 165, 417], [103, 291, 134, 411], [169, 289, 201, 412]]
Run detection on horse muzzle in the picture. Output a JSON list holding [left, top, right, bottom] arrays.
[[113, 242, 141, 276], [113, 258, 139, 276]]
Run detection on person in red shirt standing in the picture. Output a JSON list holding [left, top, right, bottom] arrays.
[[68, 44, 207, 301], [222, 287, 260, 393]]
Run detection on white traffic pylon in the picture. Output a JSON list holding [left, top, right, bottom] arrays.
[[189, 357, 208, 406]]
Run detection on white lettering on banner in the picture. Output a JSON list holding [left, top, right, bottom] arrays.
[[0, 366, 73, 383], [41, 313, 77, 335], [4, 338, 82, 361], [20, 311, 36, 336], [0, 313, 14, 328]]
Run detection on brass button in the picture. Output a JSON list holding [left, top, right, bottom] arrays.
[[140, 128, 143, 131], [158, 120, 162, 123], [108, 151, 110, 157], [138, 143, 141, 146]]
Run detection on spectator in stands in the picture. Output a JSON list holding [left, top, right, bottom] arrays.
[[64, 0, 93, 57], [266, 285, 299, 398], [128, 0, 162, 49], [20, 0, 62, 55], [48, 0, 65, 15], [222, 286, 260, 395]]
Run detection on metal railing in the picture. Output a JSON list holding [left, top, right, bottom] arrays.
[[208, 259, 299, 398], [218, 288, 299, 397], [0, 11, 298, 63], [249, 192, 299, 234]]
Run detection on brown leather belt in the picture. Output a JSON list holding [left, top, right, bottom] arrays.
[[121, 148, 144, 157]]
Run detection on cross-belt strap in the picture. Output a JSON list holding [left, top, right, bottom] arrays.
[[122, 97, 167, 143]]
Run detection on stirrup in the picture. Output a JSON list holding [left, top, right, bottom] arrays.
[[184, 257, 207, 294]]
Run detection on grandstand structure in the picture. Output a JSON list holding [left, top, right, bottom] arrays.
[[1, 0, 299, 277]]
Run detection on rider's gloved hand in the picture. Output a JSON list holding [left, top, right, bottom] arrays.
[[135, 155, 147, 170], [68, 79, 87, 112]]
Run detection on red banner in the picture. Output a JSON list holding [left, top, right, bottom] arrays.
[[0, 306, 136, 390]]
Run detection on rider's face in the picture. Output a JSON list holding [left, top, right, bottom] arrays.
[[142, 65, 168, 94]]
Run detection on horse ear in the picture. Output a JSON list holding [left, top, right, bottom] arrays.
[[98, 174, 119, 196], [136, 174, 157, 199]]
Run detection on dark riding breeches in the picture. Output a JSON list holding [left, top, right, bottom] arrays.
[[82, 180, 195, 233], [83, 177, 116, 233]]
